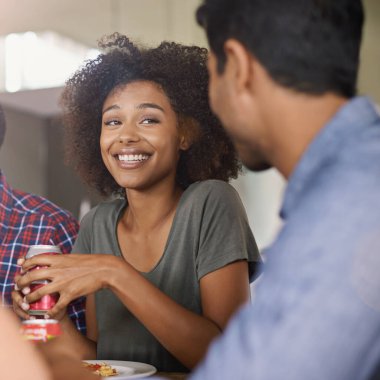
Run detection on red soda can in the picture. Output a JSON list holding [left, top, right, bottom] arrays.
[[25, 244, 61, 316], [20, 319, 62, 342]]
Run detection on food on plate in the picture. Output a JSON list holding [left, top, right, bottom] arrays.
[[82, 362, 118, 377]]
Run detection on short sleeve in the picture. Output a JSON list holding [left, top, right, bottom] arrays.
[[195, 180, 260, 282], [71, 206, 98, 254]]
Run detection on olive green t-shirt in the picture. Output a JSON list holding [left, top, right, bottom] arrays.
[[73, 180, 260, 372]]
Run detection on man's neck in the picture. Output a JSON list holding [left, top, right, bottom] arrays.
[[264, 92, 348, 179]]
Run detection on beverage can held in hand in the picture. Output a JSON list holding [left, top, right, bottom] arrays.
[[25, 244, 61, 316], [20, 319, 62, 341]]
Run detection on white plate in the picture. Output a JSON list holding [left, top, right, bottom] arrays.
[[84, 360, 157, 379]]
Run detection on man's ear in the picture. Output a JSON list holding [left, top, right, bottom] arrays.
[[224, 39, 254, 94]]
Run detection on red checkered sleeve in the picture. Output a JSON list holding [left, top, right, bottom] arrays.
[[0, 173, 86, 334]]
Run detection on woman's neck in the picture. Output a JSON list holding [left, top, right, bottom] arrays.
[[122, 181, 183, 233]]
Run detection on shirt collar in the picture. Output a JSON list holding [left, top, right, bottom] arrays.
[[280, 96, 380, 220]]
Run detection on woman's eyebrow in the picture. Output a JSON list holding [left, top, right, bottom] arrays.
[[102, 104, 120, 115], [136, 103, 165, 113]]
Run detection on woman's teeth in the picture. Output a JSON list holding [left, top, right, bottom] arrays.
[[118, 154, 149, 162]]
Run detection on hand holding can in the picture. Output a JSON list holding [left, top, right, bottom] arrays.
[[25, 245, 62, 316]]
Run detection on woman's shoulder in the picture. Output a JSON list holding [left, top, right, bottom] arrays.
[[185, 179, 241, 203], [80, 198, 126, 224], [179, 180, 246, 219]]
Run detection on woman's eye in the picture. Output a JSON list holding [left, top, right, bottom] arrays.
[[141, 118, 159, 125], [104, 119, 120, 127]]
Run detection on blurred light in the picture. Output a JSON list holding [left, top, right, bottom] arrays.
[[1, 31, 100, 93]]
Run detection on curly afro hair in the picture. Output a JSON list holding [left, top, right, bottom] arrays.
[[62, 33, 241, 197]]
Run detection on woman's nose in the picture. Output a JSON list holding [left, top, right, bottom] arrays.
[[118, 124, 140, 143]]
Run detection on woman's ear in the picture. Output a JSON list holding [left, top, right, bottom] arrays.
[[178, 116, 201, 151], [179, 135, 191, 151]]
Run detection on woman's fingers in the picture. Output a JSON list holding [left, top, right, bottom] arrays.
[[24, 282, 57, 304], [16, 267, 51, 288], [19, 254, 112, 318], [19, 283, 68, 321], [44, 298, 69, 320], [17, 257, 25, 267], [21, 255, 55, 271], [11, 290, 31, 319], [21, 253, 82, 272], [13, 274, 32, 318]]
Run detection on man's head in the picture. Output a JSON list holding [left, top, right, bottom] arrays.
[[0, 104, 6, 148], [197, 0, 364, 97], [197, 0, 364, 171]]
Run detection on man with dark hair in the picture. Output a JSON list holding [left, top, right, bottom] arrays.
[[0, 104, 85, 333], [185, 0, 380, 379]]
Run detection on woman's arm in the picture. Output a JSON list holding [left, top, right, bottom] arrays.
[[16, 253, 250, 368], [107, 258, 250, 368], [59, 295, 97, 359], [85, 293, 99, 343]]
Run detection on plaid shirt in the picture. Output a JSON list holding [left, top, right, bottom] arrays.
[[0, 171, 86, 333]]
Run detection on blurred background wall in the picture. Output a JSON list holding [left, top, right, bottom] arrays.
[[0, 0, 379, 251]]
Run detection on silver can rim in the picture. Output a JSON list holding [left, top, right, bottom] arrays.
[[26, 245, 62, 258]]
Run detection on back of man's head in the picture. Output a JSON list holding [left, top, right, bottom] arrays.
[[197, 0, 364, 98], [0, 104, 5, 148]]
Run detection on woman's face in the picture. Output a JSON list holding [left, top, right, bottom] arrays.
[[100, 81, 187, 191]]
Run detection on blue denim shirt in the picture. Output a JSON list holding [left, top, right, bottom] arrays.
[[187, 97, 380, 379]]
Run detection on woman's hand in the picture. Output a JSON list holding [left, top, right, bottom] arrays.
[[12, 259, 32, 320], [15, 253, 121, 320]]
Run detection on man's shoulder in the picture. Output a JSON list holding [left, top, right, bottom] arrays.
[[12, 188, 76, 224]]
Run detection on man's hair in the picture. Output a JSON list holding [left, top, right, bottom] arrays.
[[0, 104, 6, 148], [197, 0, 364, 98]]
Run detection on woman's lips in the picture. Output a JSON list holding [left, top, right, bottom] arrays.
[[115, 153, 151, 169]]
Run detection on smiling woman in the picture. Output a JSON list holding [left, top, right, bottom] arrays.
[[100, 81, 189, 193], [13, 33, 260, 373], [62, 32, 240, 196]]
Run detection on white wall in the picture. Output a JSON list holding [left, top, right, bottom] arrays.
[[232, 171, 285, 251]]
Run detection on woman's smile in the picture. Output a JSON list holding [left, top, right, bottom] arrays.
[[116, 153, 151, 169], [100, 80, 185, 191]]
